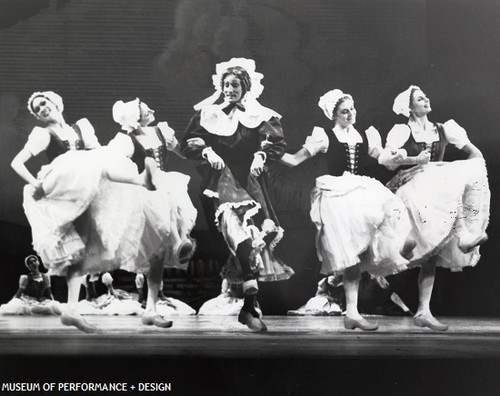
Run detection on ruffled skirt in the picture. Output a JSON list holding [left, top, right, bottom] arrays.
[[197, 294, 244, 316], [387, 158, 490, 271], [23, 148, 191, 276], [150, 170, 197, 269], [0, 297, 62, 316], [310, 172, 411, 276], [76, 293, 144, 316], [212, 167, 294, 283]]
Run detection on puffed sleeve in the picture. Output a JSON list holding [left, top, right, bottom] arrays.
[[23, 127, 51, 156], [42, 274, 51, 289], [75, 118, 100, 149], [258, 116, 286, 163], [302, 127, 329, 157], [442, 119, 471, 149], [385, 124, 411, 149], [157, 121, 179, 151], [107, 132, 135, 158], [19, 274, 29, 289], [180, 111, 211, 160]]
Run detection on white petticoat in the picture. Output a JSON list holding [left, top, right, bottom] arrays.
[[390, 158, 490, 270], [76, 293, 144, 316], [22, 148, 192, 276], [310, 172, 411, 276], [0, 297, 62, 316], [197, 294, 244, 316], [156, 298, 196, 316]]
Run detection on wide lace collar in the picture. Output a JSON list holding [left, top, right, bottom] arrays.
[[199, 99, 281, 136]]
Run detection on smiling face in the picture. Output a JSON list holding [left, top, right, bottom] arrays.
[[333, 98, 356, 128], [222, 74, 244, 104], [138, 101, 155, 126], [410, 89, 431, 117], [31, 96, 60, 123]]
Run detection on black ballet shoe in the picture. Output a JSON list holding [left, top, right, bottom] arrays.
[[344, 316, 379, 331], [176, 240, 193, 265], [142, 314, 173, 328], [61, 312, 97, 334], [459, 233, 488, 254], [414, 314, 448, 332], [400, 239, 417, 260], [242, 279, 259, 296], [238, 309, 267, 332]]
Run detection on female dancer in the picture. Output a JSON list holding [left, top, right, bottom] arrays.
[[109, 98, 197, 326], [0, 255, 62, 316], [378, 85, 490, 331], [181, 58, 294, 332], [78, 272, 143, 316], [275, 89, 412, 330], [11, 91, 166, 332]]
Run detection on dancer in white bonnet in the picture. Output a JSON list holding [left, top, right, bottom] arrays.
[[379, 85, 490, 331], [11, 91, 172, 332], [181, 58, 294, 332], [109, 97, 198, 327], [276, 89, 413, 331], [0, 255, 62, 316]]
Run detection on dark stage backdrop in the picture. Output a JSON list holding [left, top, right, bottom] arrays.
[[0, 0, 499, 315]]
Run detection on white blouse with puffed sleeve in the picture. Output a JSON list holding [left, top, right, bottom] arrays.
[[302, 126, 329, 157], [24, 118, 99, 157]]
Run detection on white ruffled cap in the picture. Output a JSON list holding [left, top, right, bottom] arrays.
[[27, 91, 64, 117], [392, 85, 420, 118], [318, 89, 352, 120], [194, 57, 265, 111], [112, 98, 141, 132]]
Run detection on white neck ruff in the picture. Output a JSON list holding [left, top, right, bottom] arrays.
[[199, 99, 281, 136]]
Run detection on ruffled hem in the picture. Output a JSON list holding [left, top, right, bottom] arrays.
[[37, 229, 86, 276], [198, 295, 244, 316], [389, 158, 490, 270], [0, 297, 62, 316], [311, 174, 411, 276]]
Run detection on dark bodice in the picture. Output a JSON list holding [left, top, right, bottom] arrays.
[[402, 122, 448, 163], [181, 111, 286, 189], [45, 124, 85, 162], [128, 127, 169, 172], [323, 128, 379, 179], [23, 273, 50, 300]]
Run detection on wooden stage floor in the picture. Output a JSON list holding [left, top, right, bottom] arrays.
[[1, 315, 500, 358], [2, 315, 500, 395]]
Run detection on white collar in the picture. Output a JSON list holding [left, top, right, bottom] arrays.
[[332, 125, 363, 145], [408, 119, 439, 143], [199, 98, 281, 136]]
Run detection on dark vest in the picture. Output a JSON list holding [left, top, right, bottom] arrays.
[[128, 127, 169, 172], [323, 128, 379, 179], [45, 124, 85, 162], [24, 273, 49, 300], [402, 122, 447, 163]]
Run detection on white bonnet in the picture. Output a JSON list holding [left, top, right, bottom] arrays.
[[194, 57, 265, 111], [317, 89, 352, 120], [27, 91, 64, 117], [112, 98, 141, 132], [392, 85, 420, 118]]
